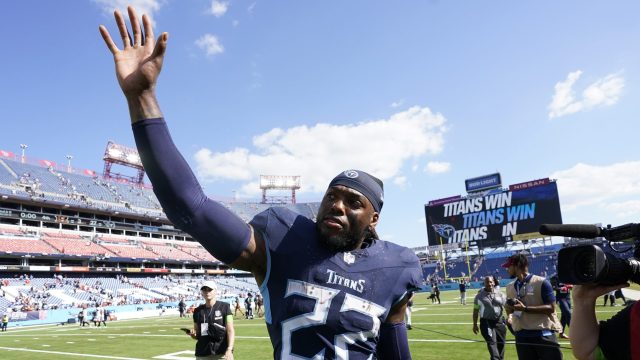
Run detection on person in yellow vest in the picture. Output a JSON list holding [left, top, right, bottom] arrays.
[[1, 314, 8, 332], [503, 254, 563, 360]]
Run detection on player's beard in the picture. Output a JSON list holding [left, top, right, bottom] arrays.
[[321, 232, 360, 252], [318, 224, 378, 252]]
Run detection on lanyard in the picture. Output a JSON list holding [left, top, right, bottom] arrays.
[[514, 274, 532, 299], [203, 305, 215, 323]]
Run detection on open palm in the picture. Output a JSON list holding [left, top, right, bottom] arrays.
[[99, 6, 167, 98]]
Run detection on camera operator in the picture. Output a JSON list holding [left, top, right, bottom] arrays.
[[570, 283, 639, 360], [503, 254, 563, 360], [538, 222, 640, 360], [189, 281, 235, 360]]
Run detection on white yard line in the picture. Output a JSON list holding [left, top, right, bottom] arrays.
[[0, 346, 146, 360], [0, 334, 273, 338]]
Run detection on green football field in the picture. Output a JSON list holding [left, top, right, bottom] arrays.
[[0, 289, 625, 359]]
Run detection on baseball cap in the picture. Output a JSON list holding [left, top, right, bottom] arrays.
[[501, 254, 528, 268], [200, 280, 217, 291], [501, 257, 516, 268]]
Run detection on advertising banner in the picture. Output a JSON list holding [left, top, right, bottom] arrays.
[[9, 310, 46, 322], [425, 181, 562, 248], [465, 173, 502, 193]]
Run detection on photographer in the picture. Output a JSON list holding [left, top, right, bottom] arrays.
[[570, 283, 638, 360], [503, 254, 563, 360], [189, 281, 235, 360]]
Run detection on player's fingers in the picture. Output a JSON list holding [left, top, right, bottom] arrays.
[[150, 32, 168, 60], [128, 6, 142, 47], [114, 9, 131, 49], [98, 25, 119, 54], [142, 14, 154, 48]]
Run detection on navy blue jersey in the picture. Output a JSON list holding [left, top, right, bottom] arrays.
[[250, 207, 423, 360]]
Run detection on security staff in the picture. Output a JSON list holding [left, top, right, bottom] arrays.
[[189, 280, 235, 360]]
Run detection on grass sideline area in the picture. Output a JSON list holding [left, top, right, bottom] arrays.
[[0, 289, 626, 360]]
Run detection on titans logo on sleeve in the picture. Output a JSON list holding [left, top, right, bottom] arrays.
[[250, 207, 423, 360]]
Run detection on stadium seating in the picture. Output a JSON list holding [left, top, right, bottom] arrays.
[[0, 236, 59, 255], [0, 274, 260, 315], [0, 157, 320, 222], [100, 243, 159, 260], [141, 240, 200, 262], [42, 235, 114, 257]]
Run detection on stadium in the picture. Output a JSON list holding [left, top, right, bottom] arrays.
[[0, 147, 636, 360]]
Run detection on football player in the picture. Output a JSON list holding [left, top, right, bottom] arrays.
[[99, 7, 423, 359]]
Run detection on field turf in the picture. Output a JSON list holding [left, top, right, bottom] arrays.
[[0, 289, 625, 359]]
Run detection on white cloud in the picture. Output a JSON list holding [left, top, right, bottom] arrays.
[[209, 0, 229, 17], [548, 70, 624, 119], [194, 106, 448, 196], [425, 161, 451, 174], [603, 200, 640, 219], [550, 161, 640, 218], [393, 176, 407, 187], [195, 34, 224, 57], [391, 99, 404, 108], [94, 0, 163, 23]]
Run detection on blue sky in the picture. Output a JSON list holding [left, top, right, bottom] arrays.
[[1, 1, 639, 249]]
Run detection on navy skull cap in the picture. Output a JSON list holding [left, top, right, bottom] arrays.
[[328, 170, 384, 213]]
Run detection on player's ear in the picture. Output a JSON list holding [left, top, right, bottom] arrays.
[[370, 212, 379, 227]]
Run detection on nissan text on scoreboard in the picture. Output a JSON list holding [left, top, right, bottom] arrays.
[[425, 178, 562, 249]]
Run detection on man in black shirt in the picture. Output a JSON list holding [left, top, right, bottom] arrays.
[[189, 281, 235, 360], [459, 279, 468, 305], [433, 284, 441, 304], [179, 298, 187, 318]]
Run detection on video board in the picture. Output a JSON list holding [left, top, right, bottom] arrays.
[[425, 179, 562, 248]]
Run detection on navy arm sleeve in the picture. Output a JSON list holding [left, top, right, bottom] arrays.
[[132, 118, 250, 264], [377, 322, 412, 360]]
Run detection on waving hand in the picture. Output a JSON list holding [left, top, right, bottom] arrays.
[[99, 6, 167, 120]]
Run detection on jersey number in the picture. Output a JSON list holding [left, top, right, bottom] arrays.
[[281, 279, 386, 359]]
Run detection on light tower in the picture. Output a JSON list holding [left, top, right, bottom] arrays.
[[20, 144, 28, 163], [102, 141, 145, 185], [65, 155, 73, 172], [259, 175, 301, 204]]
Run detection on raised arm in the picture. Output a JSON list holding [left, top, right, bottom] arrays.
[[99, 7, 266, 282]]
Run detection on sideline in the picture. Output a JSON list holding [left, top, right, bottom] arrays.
[[6, 314, 182, 333]]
